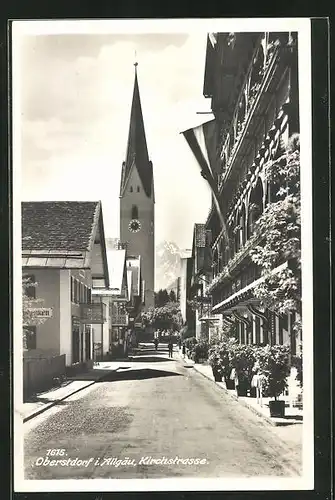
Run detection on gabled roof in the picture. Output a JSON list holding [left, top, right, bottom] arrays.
[[22, 201, 109, 280], [120, 66, 153, 198], [22, 201, 99, 251]]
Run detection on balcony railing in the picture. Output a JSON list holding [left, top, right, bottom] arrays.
[[205, 233, 262, 294], [221, 44, 281, 187]]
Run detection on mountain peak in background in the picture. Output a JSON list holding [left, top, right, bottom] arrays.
[[155, 240, 192, 291]]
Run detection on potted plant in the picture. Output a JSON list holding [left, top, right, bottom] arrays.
[[222, 338, 238, 389], [231, 344, 257, 396], [256, 344, 291, 417], [208, 343, 224, 382], [183, 337, 197, 359], [208, 338, 237, 386], [193, 340, 209, 363]]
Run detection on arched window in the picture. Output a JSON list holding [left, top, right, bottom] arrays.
[[249, 44, 265, 99], [137, 186, 140, 192], [267, 130, 289, 204], [247, 178, 264, 238], [239, 204, 246, 246], [236, 93, 247, 136], [220, 238, 227, 268], [131, 205, 138, 219], [213, 248, 218, 277], [234, 212, 240, 253], [130, 186, 133, 193]]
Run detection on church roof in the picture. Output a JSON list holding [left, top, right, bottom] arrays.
[[120, 66, 153, 198]]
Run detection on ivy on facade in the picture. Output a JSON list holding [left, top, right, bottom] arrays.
[[250, 134, 301, 328]]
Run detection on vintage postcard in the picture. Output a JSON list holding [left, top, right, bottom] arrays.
[[12, 18, 313, 493]]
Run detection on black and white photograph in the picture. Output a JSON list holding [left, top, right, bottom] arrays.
[[12, 18, 313, 492]]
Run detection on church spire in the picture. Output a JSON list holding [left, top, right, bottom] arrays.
[[120, 62, 153, 198]]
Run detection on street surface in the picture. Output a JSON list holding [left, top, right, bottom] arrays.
[[24, 344, 302, 479]]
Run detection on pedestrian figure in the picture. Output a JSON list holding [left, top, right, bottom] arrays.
[[168, 337, 173, 358], [182, 342, 186, 358]]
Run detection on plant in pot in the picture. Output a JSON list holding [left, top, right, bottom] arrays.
[[221, 338, 238, 389], [183, 337, 197, 359], [256, 344, 291, 417], [193, 340, 209, 363], [208, 343, 224, 382], [231, 344, 257, 396]]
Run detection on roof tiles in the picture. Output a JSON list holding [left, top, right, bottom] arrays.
[[22, 201, 100, 251]]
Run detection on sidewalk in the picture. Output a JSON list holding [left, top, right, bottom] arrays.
[[176, 350, 303, 427], [19, 361, 124, 423]]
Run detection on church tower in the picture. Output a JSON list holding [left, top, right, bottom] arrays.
[[119, 63, 155, 310]]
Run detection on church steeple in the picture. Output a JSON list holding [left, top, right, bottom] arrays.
[[120, 63, 153, 198]]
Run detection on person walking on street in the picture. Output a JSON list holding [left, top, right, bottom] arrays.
[[182, 342, 186, 358], [168, 337, 173, 358]]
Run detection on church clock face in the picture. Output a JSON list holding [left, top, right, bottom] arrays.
[[128, 219, 141, 233]]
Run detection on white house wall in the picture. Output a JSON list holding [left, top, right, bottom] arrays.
[[59, 269, 72, 366], [26, 268, 61, 355]]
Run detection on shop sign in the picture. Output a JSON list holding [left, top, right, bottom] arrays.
[[111, 312, 128, 326], [80, 303, 106, 324], [27, 307, 53, 318]]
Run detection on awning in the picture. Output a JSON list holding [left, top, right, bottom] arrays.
[[212, 262, 288, 313]]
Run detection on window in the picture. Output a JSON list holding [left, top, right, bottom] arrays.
[[74, 279, 79, 304], [137, 186, 140, 192], [25, 326, 36, 350], [24, 274, 36, 298], [131, 205, 139, 219], [130, 186, 133, 193]]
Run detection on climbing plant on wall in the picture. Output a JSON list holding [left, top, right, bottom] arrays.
[[250, 133, 301, 333]]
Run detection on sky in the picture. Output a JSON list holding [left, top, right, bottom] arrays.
[[16, 30, 213, 250]]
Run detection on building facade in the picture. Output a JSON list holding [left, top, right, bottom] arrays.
[[22, 201, 110, 367], [119, 64, 155, 310], [200, 32, 300, 352]]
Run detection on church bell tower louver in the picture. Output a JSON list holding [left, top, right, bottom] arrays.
[[119, 62, 155, 310]]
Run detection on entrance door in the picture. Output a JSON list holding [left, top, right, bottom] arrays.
[[85, 326, 91, 360], [72, 317, 80, 363], [80, 328, 84, 362]]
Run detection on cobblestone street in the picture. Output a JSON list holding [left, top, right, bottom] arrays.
[[24, 345, 302, 480]]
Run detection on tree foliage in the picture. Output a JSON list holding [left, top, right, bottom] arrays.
[[141, 301, 183, 331], [154, 289, 170, 307], [250, 134, 301, 324]]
